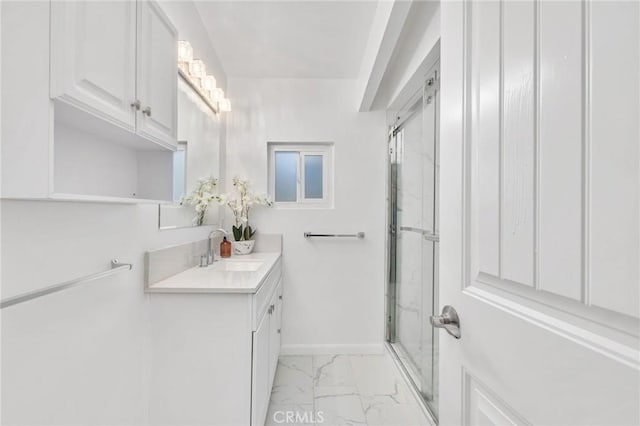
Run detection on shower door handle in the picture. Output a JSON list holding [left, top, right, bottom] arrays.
[[399, 226, 439, 242], [423, 232, 439, 242], [430, 305, 461, 339]]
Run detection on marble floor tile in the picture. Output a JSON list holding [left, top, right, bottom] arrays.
[[349, 355, 413, 404], [312, 355, 356, 387], [265, 403, 316, 426], [314, 386, 366, 426], [275, 356, 314, 387], [363, 402, 428, 426], [267, 353, 433, 426], [271, 356, 314, 405]]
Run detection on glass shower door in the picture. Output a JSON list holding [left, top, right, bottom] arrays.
[[388, 67, 439, 419]]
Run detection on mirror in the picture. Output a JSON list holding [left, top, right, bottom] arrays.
[[172, 141, 187, 201], [159, 77, 221, 229]]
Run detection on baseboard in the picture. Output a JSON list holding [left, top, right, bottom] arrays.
[[280, 343, 385, 355]]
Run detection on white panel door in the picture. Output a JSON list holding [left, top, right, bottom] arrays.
[[439, 1, 640, 425], [50, 1, 136, 131], [136, 0, 178, 148]]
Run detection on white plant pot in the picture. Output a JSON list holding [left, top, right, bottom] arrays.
[[232, 240, 256, 255]]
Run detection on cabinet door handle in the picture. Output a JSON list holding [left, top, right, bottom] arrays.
[[142, 106, 152, 117], [279, 295, 282, 300], [130, 100, 141, 110], [277, 329, 281, 334], [269, 304, 275, 314]]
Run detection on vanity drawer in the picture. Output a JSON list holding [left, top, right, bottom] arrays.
[[252, 258, 282, 330]]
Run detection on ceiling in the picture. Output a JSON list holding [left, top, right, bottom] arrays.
[[194, 1, 379, 79]]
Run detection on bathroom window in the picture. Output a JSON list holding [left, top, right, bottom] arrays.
[[269, 143, 333, 208]]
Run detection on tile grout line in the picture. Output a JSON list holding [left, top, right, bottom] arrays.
[[348, 355, 371, 425]]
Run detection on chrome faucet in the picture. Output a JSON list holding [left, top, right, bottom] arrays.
[[208, 228, 229, 264]]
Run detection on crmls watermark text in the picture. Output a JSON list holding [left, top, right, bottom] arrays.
[[272, 410, 325, 424]]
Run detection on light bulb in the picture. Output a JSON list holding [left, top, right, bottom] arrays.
[[218, 98, 231, 112], [177, 40, 193, 63], [210, 88, 224, 102], [189, 59, 206, 78], [202, 75, 217, 92]]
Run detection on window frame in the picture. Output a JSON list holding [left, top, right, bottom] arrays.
[[268, 143, 334, 209]]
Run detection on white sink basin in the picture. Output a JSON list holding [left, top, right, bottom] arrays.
[[220, 260, 263, 272]]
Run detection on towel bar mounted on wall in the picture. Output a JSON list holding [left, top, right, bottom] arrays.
[[304, 232, 365, 239], [0, 259, 133, 309]]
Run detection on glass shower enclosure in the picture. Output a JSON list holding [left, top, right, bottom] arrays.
[[387, 64, 440, 420]]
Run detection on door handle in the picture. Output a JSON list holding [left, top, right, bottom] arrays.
[[142, 106, 152, 117], [430, 305, 461, 339]]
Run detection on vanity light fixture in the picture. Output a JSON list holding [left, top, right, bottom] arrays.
[[177, 40, 231, 114]]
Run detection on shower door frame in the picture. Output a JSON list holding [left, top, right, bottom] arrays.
[[385, 63, 440, 423]]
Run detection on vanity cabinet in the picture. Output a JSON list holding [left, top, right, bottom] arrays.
[[147, 256, 284, 426], [50, 0, 177, 149], [252, 311, 271, 426], [252, 277, 283, 426]]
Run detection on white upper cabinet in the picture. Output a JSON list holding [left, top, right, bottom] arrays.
[[50, 0, 177, 149], [50, 1, 137, 131], [136, 0, 178, 148], [1, 0, 178, 202]]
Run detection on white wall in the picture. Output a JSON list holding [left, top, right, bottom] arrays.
[[371, 0, 440, 111], [159, 0, 227, 92], [1, 201, 217, 425], [226, 78, 387, 353], [0, 2, 226, 424], [158, 0, 229, 191]]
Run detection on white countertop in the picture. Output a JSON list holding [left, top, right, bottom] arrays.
[[146, 252, 281, 294]]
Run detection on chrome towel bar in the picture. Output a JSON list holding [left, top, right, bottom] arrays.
[[0, 259, 133, 310], [304, 232, 365, 239], [399, 226, 440, 242]]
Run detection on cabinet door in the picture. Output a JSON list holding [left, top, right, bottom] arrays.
[[269, 281, 283, 387], [251, 310, 270, 426], [50, 1, 136, 130], [136, 0, 177, 148]]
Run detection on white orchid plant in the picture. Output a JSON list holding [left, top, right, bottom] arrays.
[[221, 177, 272, 241], [180, 176, 221, 226]]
